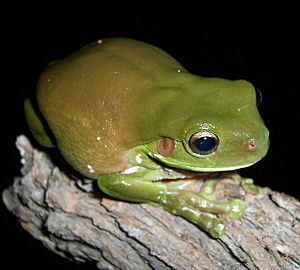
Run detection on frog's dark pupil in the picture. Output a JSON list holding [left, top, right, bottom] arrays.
[[189, 132, 219, 155], [194, 136, 217, 152]]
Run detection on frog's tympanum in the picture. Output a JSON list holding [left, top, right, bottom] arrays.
[[25, 38, 269, 238]]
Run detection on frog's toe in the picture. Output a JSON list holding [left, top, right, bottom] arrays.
[[228, 198, 246, 219], [242, 182, 259, 194], [231, 174, 260, 194], [208, 218, 225, 238]]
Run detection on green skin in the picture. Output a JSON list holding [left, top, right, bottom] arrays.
[[25, 38, 269, 238]]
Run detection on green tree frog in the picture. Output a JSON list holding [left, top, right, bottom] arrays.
[[24, 38, 269, 238]]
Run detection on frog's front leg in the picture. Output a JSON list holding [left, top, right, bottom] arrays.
[[98, 168, 244, 238]]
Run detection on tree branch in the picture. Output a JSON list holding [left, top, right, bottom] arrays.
[[2, 135, 300, 269]]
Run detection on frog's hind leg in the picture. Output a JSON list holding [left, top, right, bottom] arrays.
[[24, 98, 54, 147]]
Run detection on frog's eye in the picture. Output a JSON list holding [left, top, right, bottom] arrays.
[[189, 132, 219, 155], [255, 87, 262, 107]]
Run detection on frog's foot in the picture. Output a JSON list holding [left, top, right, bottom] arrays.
[[229, 172, 259, 194], [161, 188, 245, 238], [169, 203, 226, 238], [199, 178, 246, 218], [24, 98, 54, 148], [98, 172, 246, 238]]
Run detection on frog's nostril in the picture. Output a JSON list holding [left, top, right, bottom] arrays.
[[247, 139, 257, 151]]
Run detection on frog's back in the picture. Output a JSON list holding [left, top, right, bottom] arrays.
[[37, 38, 184, 178]]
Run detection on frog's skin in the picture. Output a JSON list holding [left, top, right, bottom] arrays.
[[25, 38, 269, 238]]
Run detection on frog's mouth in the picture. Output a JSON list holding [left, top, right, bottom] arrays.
[[156, 170, 225, 184], [142, 157, 244, 196], [148, 155, 236, 183], [146, 145, 256, 178]]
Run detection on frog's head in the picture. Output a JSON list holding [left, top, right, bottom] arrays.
[[140, 76, 269, 172]]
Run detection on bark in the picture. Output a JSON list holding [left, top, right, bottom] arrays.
[[2, 135, 300, 270]]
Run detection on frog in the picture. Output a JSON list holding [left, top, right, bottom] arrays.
[[24, 38, 269, 238]]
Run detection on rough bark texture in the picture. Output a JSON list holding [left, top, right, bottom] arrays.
[[2, 135, 300, 270]]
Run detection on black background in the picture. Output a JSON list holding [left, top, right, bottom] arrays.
[[1, 3, 299, 269]]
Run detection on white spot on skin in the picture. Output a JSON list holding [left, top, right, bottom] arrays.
[[96, 136, 101, 141], [99, 100, 105, 108], [232, 131, 241, 137], [87, 164, 95, 173], [119, 180, 131, 186], [199, 123, 215, 130], [122, 166, 139, 175], [197, 198, 208, 208], [231, 204, 241, 213], [135, 153, 143, 164], [97, 39, 103, 44], [177, 69, 181, 73], [237, 104, 250, 112], [111, 99, 120, 108], [152, 153, 164, 159]]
